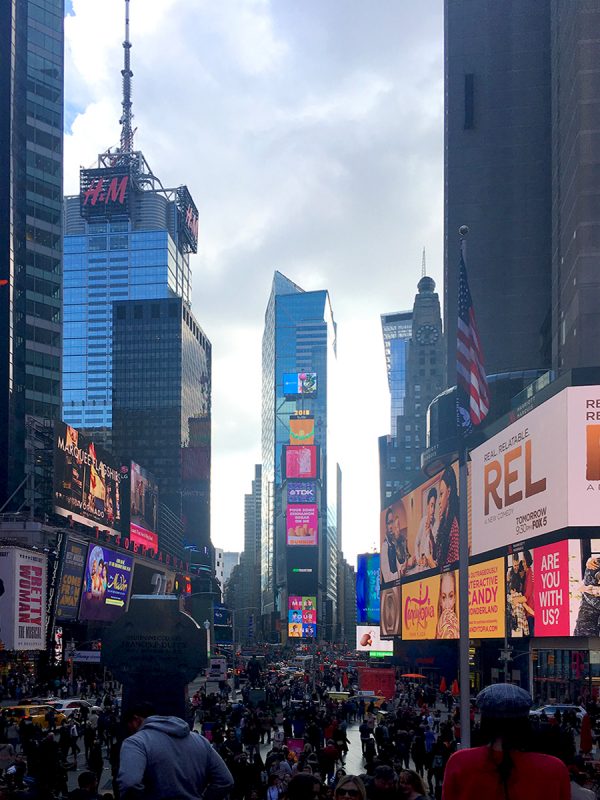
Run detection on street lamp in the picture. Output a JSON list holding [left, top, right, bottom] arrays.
[[203, 619, 211, 659]]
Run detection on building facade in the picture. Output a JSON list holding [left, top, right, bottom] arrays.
[[381, 311, 413, 438], [0, 0, 63, 512], [261, 272, 339, 641], [62, 168, 195, 442], [379, 275, 444, 506], [112, 296, 211, 555]]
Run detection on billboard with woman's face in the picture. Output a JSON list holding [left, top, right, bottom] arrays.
[[79, 544, 133, 622]]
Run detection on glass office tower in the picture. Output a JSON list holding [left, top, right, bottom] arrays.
[[0, 0, 63, 511], [261, 271, 339, 641], [62, 170, 195, 441], [381, 311, 413, 437], [112, 296, 211, 555]]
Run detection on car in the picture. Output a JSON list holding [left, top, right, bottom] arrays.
[[42, 698, 95, 717], [529, 704, 587, 722], [4, 704, 67, 729]]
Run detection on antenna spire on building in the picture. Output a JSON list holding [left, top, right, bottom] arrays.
[[421, 247, 427, 277], [119, 0, 134, 155]]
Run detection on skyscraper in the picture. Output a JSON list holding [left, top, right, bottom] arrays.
[[444, 0, 552, 377], [261, 272, 339, 641], [112, 296, 211, 556], [244, 464, 262, 567], [445, 1, 600, 380], [0, 0, 64, 512], [379, 273, 444, 505], [62, 1, 198, 443], [381, 311, 413, 437]]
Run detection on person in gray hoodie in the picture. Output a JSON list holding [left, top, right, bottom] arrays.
[[118, 702, 234, 800]]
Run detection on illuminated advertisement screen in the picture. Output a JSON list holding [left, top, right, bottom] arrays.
[[287, 481, 316, 504], [468, 558, 505, 639], [356, 553, 381, 625], [402, 572, 459, 641], [290, 417, 314, 445], [79, 544, 132, 622], [288, 595, 317, 638], [380, 462, 466, 587], [130, 462, 159, 553], [504, 538, 600, 639], [286, 504, 318, 546], [284, 445, 318, 479], [54, 422, 122, 536], [283, 372, 317, 397], [356, 625, 393, 652], [55, 539, 86, 622]]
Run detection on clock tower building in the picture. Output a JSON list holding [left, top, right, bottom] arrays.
[[379, 273, 445, 506]]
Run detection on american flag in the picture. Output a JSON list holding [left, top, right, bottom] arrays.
[[457, 250, 489, 433]]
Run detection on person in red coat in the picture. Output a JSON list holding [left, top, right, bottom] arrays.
[[441, 683, 570, 800]]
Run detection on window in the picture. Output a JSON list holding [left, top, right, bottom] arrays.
[[134, 306, 143, 319], [464, 73, 475, 129], [116, 306, 126, 320]]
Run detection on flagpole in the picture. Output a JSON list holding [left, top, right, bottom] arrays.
[[458, 225, 471, 748]]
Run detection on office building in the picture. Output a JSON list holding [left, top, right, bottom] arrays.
[[62, 2, 198, 442], [381, 311, 413, 438], [445, 1, 600, 380], [261, 271, 339, 641], [112, 296, 211, 555], [0, 0, 63, 512], [244, 464, 262, 566], [379, 273, 444, 505]]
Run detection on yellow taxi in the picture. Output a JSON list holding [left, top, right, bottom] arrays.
[[5, 704, 67, 729]]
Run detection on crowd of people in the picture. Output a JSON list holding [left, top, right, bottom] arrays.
[[1, 653, 600, 798]]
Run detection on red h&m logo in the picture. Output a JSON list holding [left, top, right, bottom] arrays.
[[82, 174, 129, 208], [185, 205, 199, 240]]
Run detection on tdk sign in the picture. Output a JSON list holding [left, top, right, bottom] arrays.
[[287, 481, 316, 504]]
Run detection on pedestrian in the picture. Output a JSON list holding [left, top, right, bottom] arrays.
[[398, 769, 429, 800], [441, 683, 571, 800], [88, 738, 104, 786], [67, 770, 99, 799], [334, 774, 366, 800], [117, 701, 234, 800]]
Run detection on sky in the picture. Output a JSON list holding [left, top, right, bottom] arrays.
[[63, 0, 444, 566]]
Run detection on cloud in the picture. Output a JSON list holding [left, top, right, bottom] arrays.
[[64, 0, 444, 564]]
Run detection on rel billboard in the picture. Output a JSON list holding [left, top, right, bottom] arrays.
[[130, 462, 159, 553], [284, 445, 318, 480], [79, 544, 132, 623], [286, 504, 318, 546], [283, 372, 317, 397], [54, 422, 122, 536], [0, 547, 47, 651], [356, 553, 381, 625], [471, 387, 600, 556]]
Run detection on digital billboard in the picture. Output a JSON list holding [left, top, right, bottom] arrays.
[[287, 481, 316, 504], [130, 462, 159, 553], [286, 504, 318, 546], [402, 572, 459, 641], [284, 445, 318, 480], [468, 558, 505, 639], [283, 372, 317, 397], [380, 461, 464, 587], [175, 185, 199, 254], [0, 547, 46, 651], [79, 544, 132, 623], [54, 422, 122, 536], [380, 585, 401, 637], [505, 537, 595, 638], [287, 548, 318, 595], [55, 539, 86, 622], [356, 626, 393, 652], [471, 386, 600, 557], [288, 596, 317, 638], [290, 417, 314, 445], [356, 553, 380, 625]]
